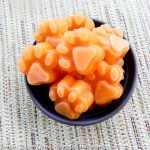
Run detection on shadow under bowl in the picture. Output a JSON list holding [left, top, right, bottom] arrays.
[[25, 19, 137, 126]]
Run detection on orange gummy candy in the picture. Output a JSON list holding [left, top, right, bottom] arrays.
[[34, 19, 68, 47], [56, 28, 105, 75], [85, 61, 124, 87], [95, 62, 124, 106], [18, 15, 129, 119], [93, 24, 129, 64], [97, 61, 124, 83], [64, 13, 95, 31], [49, 75, 94, 119], [95, 80, 123, 105], [34, 13, 95, 48], [18, 42, 60, 85], [84, 61, 124, 106]]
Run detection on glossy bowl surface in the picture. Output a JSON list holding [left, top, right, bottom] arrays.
[[25, 19, 137, 126]]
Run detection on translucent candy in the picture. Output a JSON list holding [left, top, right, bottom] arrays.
[[56, 28, 105, 75], [84, 61, 124, 106], [93, 24, 129, 64], [95, 81, 123, 105], [64, 13, 95, 31], [97, 61, 124, 83], [34, 19, 68, 47], [18, 42, 60, 85], [49, 75, 94, 119], [18, 15, 129, 119], [34, 13, 95, 48]]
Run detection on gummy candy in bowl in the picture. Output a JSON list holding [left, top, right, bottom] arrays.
[[24, 19, 137, 126]]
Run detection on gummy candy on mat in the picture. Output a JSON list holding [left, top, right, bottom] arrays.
[[49, 75, 94, 119], [56, 28, 105, 75], [34, 13, 95, 48], [18, 42, 61, 85], [93, 24, 129, 64]]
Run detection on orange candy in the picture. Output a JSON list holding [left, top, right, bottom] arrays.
[[56, 28, 105, 75], [34, 19, 68, 48], [18, 14, 129, 119], [49, 75, 94, 119], [93, 24, 129, 64], [97, 61, 124, 83], [64, 13, 95, 31], [95, 81, 123, 105], [18, 42, 60, 85], [84, 61, 124, 106], [34, 13, 95, 48], [95, 62, 124, 105]]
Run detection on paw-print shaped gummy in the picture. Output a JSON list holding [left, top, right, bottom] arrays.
[[84, 61, 124, 106], [18, 42, 59, 85], [49, 75, 94, 119], [85, 61, 124, 85], [34, 19, 68, 48], [56, 28, 105, 75], [97, 61, 124, 83], [95, 80, 123, 106], [95, 62, 124, 106], [34, 13, 95, 48], [93, 24, 129, 64]]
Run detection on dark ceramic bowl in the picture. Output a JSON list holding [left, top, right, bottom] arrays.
[[25, 19, 137, 126]]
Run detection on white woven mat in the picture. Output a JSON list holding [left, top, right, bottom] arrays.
[[0, 0, 150, 149]]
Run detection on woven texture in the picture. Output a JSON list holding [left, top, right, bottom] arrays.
[[0, 0, 150, 149]]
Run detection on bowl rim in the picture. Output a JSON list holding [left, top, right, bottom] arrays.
[[25, 19, 137, 126]]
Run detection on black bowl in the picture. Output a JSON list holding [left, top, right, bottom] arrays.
[[25, 19, 137, 126]]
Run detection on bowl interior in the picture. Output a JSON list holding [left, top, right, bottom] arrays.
[[25, 19, 137, 126]]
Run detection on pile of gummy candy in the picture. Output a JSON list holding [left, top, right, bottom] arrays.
[[18, 13, 129, 119]]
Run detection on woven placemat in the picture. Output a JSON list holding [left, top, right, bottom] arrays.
[[0, 0, 149, 149]]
